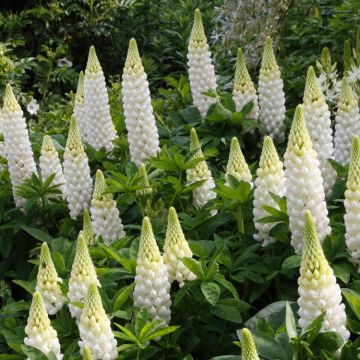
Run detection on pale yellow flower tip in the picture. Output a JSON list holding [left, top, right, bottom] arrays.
[[138, 217, 161, 262], [190, 128, 202, 154], [82, 283, 102, 318], [66, 116, 84, 153], [241, 328, 259, 360], [3, 84, 21, 113], [189, 9, 207, 48], [320, 47, 331, 73], [226, 137, 251, 181], [124, 38, 143, 74], [93, 169, 110, 201], [261, 37, 278, 72], [83, 209, 96, 246], [339, 77, 357, 111], [28, 291, 50, 330], [259, 136, 280, 170], [346, 136, 360, 192], [41, 135, 56, 153], [303, 66, 324, 104], [234, 48, 252, 90], [75, 71, 85, 104], [86, 46, 102, 74]]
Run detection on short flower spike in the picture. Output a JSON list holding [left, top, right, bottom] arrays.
[[261, 37, 278, 73], [3, 84, 21, 112], [284, 105, 330, 254], [298, 211, 349, 343], [86, 46, 102, 74], [83, 208, 96, 246], [136, 164, 152, 199], [74, 71, 87, 142], [124, 38, 143, 75], [321, 47, 332, 74], [241, 328, 259, 360]]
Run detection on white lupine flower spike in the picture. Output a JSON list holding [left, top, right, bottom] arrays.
[[39, 135, 65, 196], [303, 66, 336, 197], [284, 105, 330, 255], [133, 217, 171, 324], [24, 292, 62, 360], [83, 346, 93, 360], [298, 210, 349, 344], [225, 137, 252, 186], [90, 169, 125, 245], [78, 284, 118, 360], [122, 38, 160, 167], [0, 109, 4, 159], [253, 136, 286, 246], [74, 71, 87, 142], [83, 208, 96, 246], [187, 9, 217, 116], [68, 232, 100, 321], [233, 48, 259, 119], [63, 116, 93, 219], [163, 207, 196, 287], [344, 137, 360, 269], [241, 328, 260, 360], [334, 77, 360, 165], [84, 46, 116, 151], [258, 37, 285, 139], [36, 243, 65, 315], [186, 128, 216, 209], [2, 84, 36, 207]]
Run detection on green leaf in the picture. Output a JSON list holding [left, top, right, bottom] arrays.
[[201, 281, 220, 306], [249, 331, 289, 360], [113, 283, 135, 312], [312, 332, 343, 353], [135, 309, 150, 338], [181, 257, 205, 280], [213, 273, 239, 300], [12, 280, 36, 294], [210, 304, 242, 323], [286, 301, 297, 339], [99, 244, 136, 273], [114, 323, 139, 345], [281, 255, 301, 271], [302, 312, 325, 344], [21, 226, 53, 243], [21, 345, 48, 360], [141, 325, 179, 342], [342, 288, 360, 321]]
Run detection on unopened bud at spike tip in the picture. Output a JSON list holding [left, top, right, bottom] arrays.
[[86, 46, 102, 74], [3, 84, 21, 112], [241, 328, 260, 360]]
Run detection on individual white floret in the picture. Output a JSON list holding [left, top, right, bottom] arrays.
[[78, 284, 118, 360], [253, 136, 286, 246], [122, 38, 160, 167], [1, 84, 36, 207], [334, 77, 360, 166], [24, 292, 62, 360], [84, 46, 116, 151], [68, 232, 100, 321], [90, 169, 125, 245], [74, 71, 87, 142], [303, 66, 336, 197], [133, 217, 171, 325], [298, 210, 349, 345], [63, 116, 93, 219], [187, 9, 217, 116], [284, 105, 330, 255], [163, 207, 196, 287], [258, 37, 285, 139]]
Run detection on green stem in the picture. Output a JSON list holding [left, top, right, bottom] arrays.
[[235, 206, 244, 234], [136, 347, 141, 360]]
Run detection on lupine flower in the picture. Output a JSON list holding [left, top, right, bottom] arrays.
[[344, 137, 360, 269], [63, 116, 93, 219], [78, 284, 118, 360], [83, 208, 96, 246], [298, 210, 349, 344], [83, 346, 93, 360], [0, 109, 4, 158], [26, 97, 39, 115], [68, 232, 100, 321], [233, 48, 259, 119], [1, 84, 36, 207], [122, 38, 160, 167], [334, 78, 360, 165], [253, 136, 286, 246], [90, 169, 125, 245], [258, 37, 285, 139], [24, 292, 62, 360], [133, 217, 171, 324], [39, 135, 65, 196], [284, 105, 330, 255], [84, 46, 116, 152], [36, 243, 65, 315], [187, 9, 217, 116], [74, 71, 87, 142], [186, 128, 216, 209], [303, 66, 336, 198], [163, 207, 196, 287], [241, 328, 259, 360], [225, 137, 252, 186]]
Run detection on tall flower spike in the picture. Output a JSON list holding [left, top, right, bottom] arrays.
[[63, 116, 93, 219], [303, 66, 336, 197], [68, 232, 100, 321], [225, 137, 252, 186], [2, 84, 36, 207], [344, 137, 360, 269], [122, 38, 160, 167], [298, 210, 349, 343], [79, 284, 118, 360], [186, 128, 216, 209], [74, 71, 87, 142], [24, 292, 62, 359], [258, 37, 285, 139], [133, 217, 171, 324], [187, 9, 217, 116], [233, 48, 259, 119], [39, 135, 66, 196], [163, 207, 196, 287], [84, 46, 116, 151], [90, 170, 125, 245], [83, 346, 93, 360], [0, 109, 4, 159], [253, 136, 286, 246], [334, 77, 360, 165], [36, 243, 65, 315], [241, 328, 259, 360], [284, 105, 330, 254], [83, 208, 96, 246]]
